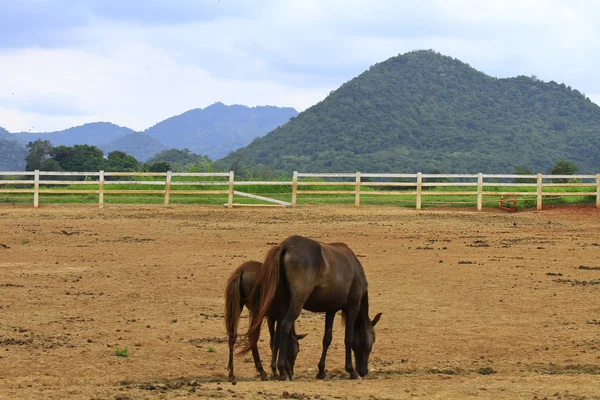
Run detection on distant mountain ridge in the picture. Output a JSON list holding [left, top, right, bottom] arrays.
[[218, 50, 600, 174], [144, 102, 298, 159], [0, 103, 298, 169], [12, 122, 136, 147]]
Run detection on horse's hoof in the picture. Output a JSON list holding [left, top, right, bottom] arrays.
[[349, 371, 361, 380], [316, 371, 327, 380]]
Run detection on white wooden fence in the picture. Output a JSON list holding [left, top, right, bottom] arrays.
[[0, 170, 599, 211]]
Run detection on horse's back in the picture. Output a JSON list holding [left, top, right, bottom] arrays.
[[280, 235, 366, 312], [282, 235, 323, 268], [238, 261, 262, 303]]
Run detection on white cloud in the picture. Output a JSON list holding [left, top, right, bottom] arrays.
[[2, 0, 600, 132], [0, 44, 329, 132]]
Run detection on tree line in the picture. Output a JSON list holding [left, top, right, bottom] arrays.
[[24, 139, 208, 174], [23, 138, 581, 185], [22, 139, 282, 180]]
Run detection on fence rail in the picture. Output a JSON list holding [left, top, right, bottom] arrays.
[[0, 170, 599, 210]]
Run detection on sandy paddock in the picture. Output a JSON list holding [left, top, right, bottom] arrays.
[[0, 204, 599, 399]]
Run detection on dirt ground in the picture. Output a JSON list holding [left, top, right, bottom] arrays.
[[0, 204, 599, 400]]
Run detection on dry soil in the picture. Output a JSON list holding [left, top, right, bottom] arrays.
[[0, 204, 599, 399]]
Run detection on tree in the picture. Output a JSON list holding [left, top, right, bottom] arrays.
[[147, 161, 171, 172], [514, 165, 536, 183], [40, 159, 63, 171], [106, 151, 140, 171], [549, 160, 579, 183], [39, 159, 64, 180], [146, 148, 212, 172], [50, 145, 105, 172], [25, 139, 53, 171]]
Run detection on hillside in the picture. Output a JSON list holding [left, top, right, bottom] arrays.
[[143, 102, 298, 159], [218, 50, 600, 174], [100, 132, 168, 162], [0, 127, 26, 170]]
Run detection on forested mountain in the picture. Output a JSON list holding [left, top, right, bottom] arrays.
[[0, 126, 11, 140], [0, 127, 26, 170], [143, 102, 298, 159], [100, 132, 167, 162], [1, 103, 298, 165], [218, 50, 600, 174]]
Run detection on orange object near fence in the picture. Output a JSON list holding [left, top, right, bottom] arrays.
[[499, 195, 517, 211]]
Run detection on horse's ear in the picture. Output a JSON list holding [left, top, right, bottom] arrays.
[[297, 333, 308, 340], [371, 313, 382, 327]]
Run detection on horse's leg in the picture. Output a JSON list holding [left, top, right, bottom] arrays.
[[343, 304, 361, 380], [227, 304, 243, 382], [250, 344, 268, 381], [276, 302, 303, 381], [285, 356, 294, 381], [316, 311, 336, 379], [247, 313, 268, 381], [227, 330, 236, 381], [268, 317, 276, 350], [268, 317, 279, 378]]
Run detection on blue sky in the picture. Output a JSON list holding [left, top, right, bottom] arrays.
[[1, 0, 599, 132]]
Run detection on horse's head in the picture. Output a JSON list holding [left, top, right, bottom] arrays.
[[352, 312, 382, 377], [285, 332, 308, 375]]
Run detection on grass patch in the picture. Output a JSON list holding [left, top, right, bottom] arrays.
[[115, 346, 129, 357]]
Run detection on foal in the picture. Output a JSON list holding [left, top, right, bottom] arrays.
[[224, 260, 305, 382]]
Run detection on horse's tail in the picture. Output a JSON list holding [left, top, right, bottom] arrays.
[[224, 266, 243, 339], [239, 245, 284, 355]]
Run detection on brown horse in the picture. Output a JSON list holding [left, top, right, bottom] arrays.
[[224, 260, 306, 382], [240, 235, 382, 381]]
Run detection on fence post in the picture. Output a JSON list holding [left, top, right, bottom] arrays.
[[597, 173, 600, 209], [99, 170, 105, 208], [536, 173, 543, 211], [477, 173, 483, 211], [163, 170, 172, 206], [33, 170, 40, 208], [227, 171, 235, 208], [416, 172, 422, 210], [354, 172, 361, 207], [292, 171, 298, 207]]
